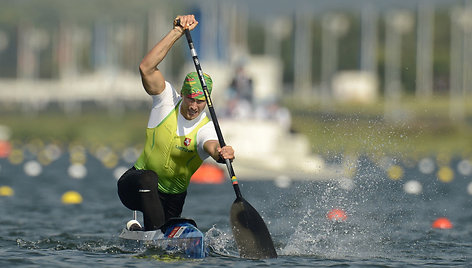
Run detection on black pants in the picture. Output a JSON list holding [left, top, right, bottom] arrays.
[[117, 167, 187, 231]]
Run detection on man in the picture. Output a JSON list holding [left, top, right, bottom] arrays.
[[117, 14, 235, 231]]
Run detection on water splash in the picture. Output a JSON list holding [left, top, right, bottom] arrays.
[[276, 156, 403, 259], [204, 225, 239, 257]]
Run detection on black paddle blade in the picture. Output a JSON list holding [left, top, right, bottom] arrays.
[[230, 197, 277, 259]]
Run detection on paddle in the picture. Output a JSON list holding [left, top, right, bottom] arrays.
[[180, 23, 277, 259]]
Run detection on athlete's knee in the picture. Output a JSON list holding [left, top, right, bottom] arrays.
[[137, 170, 159, 189]]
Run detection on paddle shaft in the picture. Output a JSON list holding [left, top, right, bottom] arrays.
[[183, 29, 242, 199]]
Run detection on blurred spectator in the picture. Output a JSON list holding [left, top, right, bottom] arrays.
[[225, 65, 254, 118], [229, 65, 254, 104]]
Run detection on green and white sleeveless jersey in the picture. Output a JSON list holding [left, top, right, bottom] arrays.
[[134, 81, 217, 194]]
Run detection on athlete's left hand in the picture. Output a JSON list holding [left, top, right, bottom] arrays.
[[218, 146, 235, 161]]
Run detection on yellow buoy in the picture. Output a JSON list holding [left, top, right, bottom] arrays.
[[70, 151, 87, 165], [388, 165, 404, 180], [61, 191, 83, 204], [437, 166, 454, 183], [102, 153, 119, 169], [0, 186, 14, 197], [38, 150, 52, 166], [8, 149, 24, 165]]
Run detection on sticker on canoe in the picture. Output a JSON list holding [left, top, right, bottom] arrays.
[[168, 226, 187, 238]]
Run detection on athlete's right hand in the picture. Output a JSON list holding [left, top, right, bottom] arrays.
[[173, 15, 198, 32]]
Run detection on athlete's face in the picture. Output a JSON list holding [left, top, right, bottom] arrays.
[[180, 95, 206, 120]]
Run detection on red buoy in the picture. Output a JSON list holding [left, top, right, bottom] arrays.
[[0, 140, 12, 158], [432, 217, 453, 229], [327, 208, 347, 222], [191, 163, 224, 184]]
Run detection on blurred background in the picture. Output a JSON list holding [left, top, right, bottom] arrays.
[[0, 0, 471, 181]]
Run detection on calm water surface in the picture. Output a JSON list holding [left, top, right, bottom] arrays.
[[1, 152, 471, 267]]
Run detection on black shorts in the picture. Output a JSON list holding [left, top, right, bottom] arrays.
[[117, 167, 187, 230]]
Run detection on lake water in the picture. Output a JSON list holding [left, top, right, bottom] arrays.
[[1, 147, 472, 267]]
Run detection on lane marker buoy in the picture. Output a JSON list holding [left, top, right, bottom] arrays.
[[404, 180, 422, 195], [102, 152, 118, 169], [437, 166, 454, 183], [418, 157, 435, 174], [0, 186, 14, 197], [0, 140, 12, 158], [68, 163, 87, 179], [467, 182, 472, 195], [327, 208, 347, 222], [191, 163, 224, 184], [61, 191, 83, 204], [388, 165, 404, 180], [432, 217, 453, 229], [8, 149, 24, 165], [24, 160, 42, 177], [457, 159, 472, 176]]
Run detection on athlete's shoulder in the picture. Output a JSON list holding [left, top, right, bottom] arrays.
[[151, 81, 180, 107], [147, 81, 182, 128]]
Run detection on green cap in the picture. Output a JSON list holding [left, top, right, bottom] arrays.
[[181, 72, 212, 100]]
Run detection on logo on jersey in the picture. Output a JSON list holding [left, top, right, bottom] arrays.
[[184, 138, 192, 146]]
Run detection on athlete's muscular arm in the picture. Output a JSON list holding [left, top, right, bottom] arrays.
[[139, 15, 198, 95], [204, 140, 235, 163]]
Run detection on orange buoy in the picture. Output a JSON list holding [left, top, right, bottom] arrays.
[[327, 208, 347, 222], [191, 163, 224, 184], [432, 217, 453, 229], [0, 140, 12, 158]]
